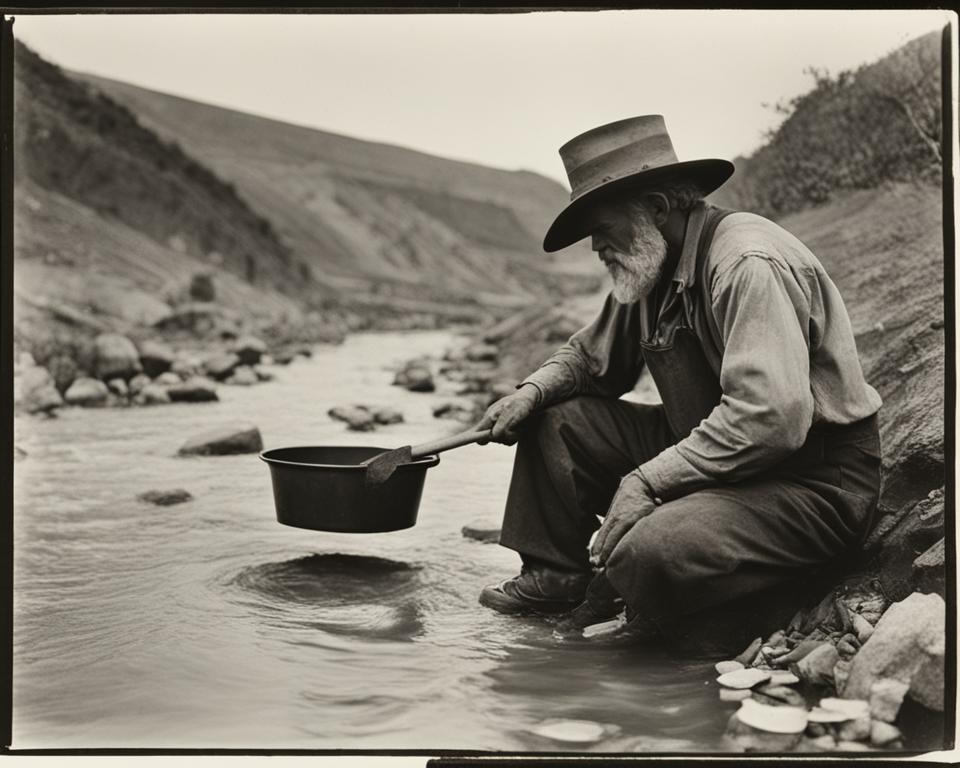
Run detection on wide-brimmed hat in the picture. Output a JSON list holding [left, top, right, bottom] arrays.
[[543, 115, 735, 252]]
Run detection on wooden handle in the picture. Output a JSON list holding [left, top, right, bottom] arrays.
[[410, 428, 492, 459]]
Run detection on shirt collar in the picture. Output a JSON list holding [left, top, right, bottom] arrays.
[[671, 200, 708, 293]]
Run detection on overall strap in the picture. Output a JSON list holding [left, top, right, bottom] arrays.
[[695, 205, 737, 355]]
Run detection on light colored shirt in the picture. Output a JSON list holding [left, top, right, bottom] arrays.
[[522, 207, 883, 500]]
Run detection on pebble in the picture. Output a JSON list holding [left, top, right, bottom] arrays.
[[717, 668, 771, 689], [720, 688, 752, 702], [736, 700, 807, 734], [582, 617, 625, 639], [733, 637, 763, 667], [460, 524, 501, 543], [774, 639, 823, 667], [752, 684, 805, 708], [869, 720, 902, 746], [715, 660, 745, 675], [529, 719, 611, 743], [792, 642, 839, 686], [808, 707, 854, 724], [869, 678, 909, 723], [837, 715, 871, 742], [137, 489, 193, 506]]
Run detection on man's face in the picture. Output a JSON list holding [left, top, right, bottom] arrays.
[[588, 198, 669, 304]]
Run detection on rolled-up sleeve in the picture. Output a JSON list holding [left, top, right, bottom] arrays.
[[640, 251, 815, 499], [521, 293, 645, 406]]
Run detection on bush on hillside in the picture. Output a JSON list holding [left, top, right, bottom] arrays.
[[717, 31, 942, 218]]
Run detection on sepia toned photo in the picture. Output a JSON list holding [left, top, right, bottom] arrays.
[[5, 7, 954, 759]]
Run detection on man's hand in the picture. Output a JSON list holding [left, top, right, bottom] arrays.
[[590, 470, 659, 566], [475, 384, 540, 445]]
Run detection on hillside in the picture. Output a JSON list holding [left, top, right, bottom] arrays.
[[76, 71, 601, 310]]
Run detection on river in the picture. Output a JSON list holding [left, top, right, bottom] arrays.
[[12, 330, 726, 752]]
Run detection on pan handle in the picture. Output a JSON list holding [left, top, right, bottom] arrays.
[[410, 428, 492, 459]]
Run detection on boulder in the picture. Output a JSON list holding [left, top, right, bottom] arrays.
[[232, 335, 267, 366], [843, 592, 945, 712], [170, 354, 202, 380], [94, 333, 141, 381], [136, 384, 171, 405], [227, 365, 259, 386], [791, 642, 839, 687], [373, 407, 404, 425], [912, 538, 945, 596], [464, 342, 499, 363], [204, 352, 241, 381], [167, 376, 218, 403], [189, 272, 216, 302], [724, 711, 803, 752], [137, 339, 175, 378], [393, 360, 435, 392], [138, 489, 193, 506], [128, 373, 151, 395], [155, 371, 183, 386], [328, 405, 376, 432], [107, 378, 128, 397], [869, 678, 910, 723], [18, 366, 63, 414], [178, 424, 263, 456], [64, 377, 109, 407]]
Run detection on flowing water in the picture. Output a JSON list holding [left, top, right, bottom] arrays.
[[12, 330, 727, 752]]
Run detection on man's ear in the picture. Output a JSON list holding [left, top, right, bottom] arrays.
[[643, 192, 670, 228]]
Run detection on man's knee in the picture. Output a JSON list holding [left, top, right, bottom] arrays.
[[608, 505, 706, 575]]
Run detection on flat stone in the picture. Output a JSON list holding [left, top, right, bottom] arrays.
[[715, 660, 745, 675], [736, 700, 807, 734], [767, 671, 799, 686], [717, 668, 771, 689], [869, 678, 910, 723], [155, 371, 183, 386], [204, 351, 241, 381], [373, 407, 404, 425], [94, 333, 141, 380], [167, 376, 218, 403], [461, 524, 500, 543], [819, 697, 869, 719], [583, 617, 626, 639], [528, 719, 609, 743], [843, 592, 945, 712], [751, 684, 805, 708], [107, 378, 128, 397], [64, 377, 110, 407], [725, 712, 803, 752], [178, 425, 263, 456], [719, 688, 752, 702], [328, 405, 376, 432], [128, 373, 151, 395], [138, 489, 193, 506]]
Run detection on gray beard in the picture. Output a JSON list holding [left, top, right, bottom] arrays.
[[607, 217, 669, 304]]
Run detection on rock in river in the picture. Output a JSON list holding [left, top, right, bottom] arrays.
[[167, 376, 219, 403], [64, 377, 109, 407], [94, 333, 142, 381], [204, 351, 241, 381], [227, 365, 259, 386], [18, 366, 63, 414], [136, 383, 172, 405], [138, 339, 175, 378], [138, 489, 193, 506], [393, 360, 435, 393], [232, 335, 267, 366], [178, 424, 263, 456], [328, 405, 376, 431]]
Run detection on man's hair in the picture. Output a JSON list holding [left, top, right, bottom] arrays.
[[624, 181, 704, 215]]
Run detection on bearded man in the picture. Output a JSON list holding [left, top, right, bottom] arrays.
[[475, 116, 882, 649]]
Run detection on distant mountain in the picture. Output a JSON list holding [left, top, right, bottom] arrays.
[[75, 70, 600, 311]]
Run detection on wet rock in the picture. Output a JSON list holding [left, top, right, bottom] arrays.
[[725, 711, 803, 752], [227, 365, 259, 386], [138, 489, 193, 506], [328, 405, 376, 432], [717, 668, 771, 689], [64, 377, 109, 407], [94, 333, 141, 381], [393, 360, 435, 392], [461, 524, 500, 543], [528, 719, 611, 743], [107, 378, 128, 397], [178, 424, 263, 456], [18, 366, 63, 414], [204, 351, 241, 381], [736, 699, 807, 733], [792, 642, 839, 686], [819, 697, 870, 719], [751, 684, 805, 708], [808, 707, 852, 724], [912, 538, 945, 596], [869, 720, 902, 746], [837, 715, 871, 742], [464, 342, 499, 363], [136, 383, 171, 405], [715, 660, 745, 675], [138, 339, 175, 378], [766, 671, 800, 687], [232, 335, 267, 366], [253, 364, 274, 382], [167, 376, 218, 403], [719, 688, 752, 703], [373, 407, 404, 425], [843, 592, 945, 712], [155, 371, 183, 386], [869, 678, 909, 722]]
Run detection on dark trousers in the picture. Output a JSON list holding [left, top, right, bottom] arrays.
[[499, 397, 881, 648]]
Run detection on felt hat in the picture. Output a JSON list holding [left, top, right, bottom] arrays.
[[543, 115, 735, 252]]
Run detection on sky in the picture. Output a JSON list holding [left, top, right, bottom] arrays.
[[12, 10, 952, 186]]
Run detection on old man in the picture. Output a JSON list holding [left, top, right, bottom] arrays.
[[476, 115, 882, 648]]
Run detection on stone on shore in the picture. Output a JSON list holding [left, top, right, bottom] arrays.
[[107, 378, 128, 397], [138, 489, 193, 506], [715, 660, 745, 675], [204, 351, 241, 381], [717, 668, 771, 689], [791, 642, 839, 686], [232, 335, 267, 366], [167, 376, 219, 403], [843, 592, 945, 712], [254, 364, 274, 382], [393, 360, 435, 392], [528, 719, 610, 743], [461, 524, 501, 543], [869, 678, 910, 722], [433, 402, 476, 422], [94, 333, 142, 381], [724, 710, 804, 752], [227, 365, 259, 386], [18, 366, 63, 414], [64, 377, 109, 407], [136, 383, 171, 405], [870, 720, 902, 746], [178, 424, 263, 456], [912, 538, 945, 596], [373, 407, 404, 425], [155, 371, 183, 386], [328, 405, 376, 431], [464, 342, 499, 363], [138, 339, 175, 378]]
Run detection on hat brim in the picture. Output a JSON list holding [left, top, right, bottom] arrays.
[[542, 159, 735, 253]]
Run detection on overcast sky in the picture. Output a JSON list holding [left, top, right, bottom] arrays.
[[12, 10, 951, 185]]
